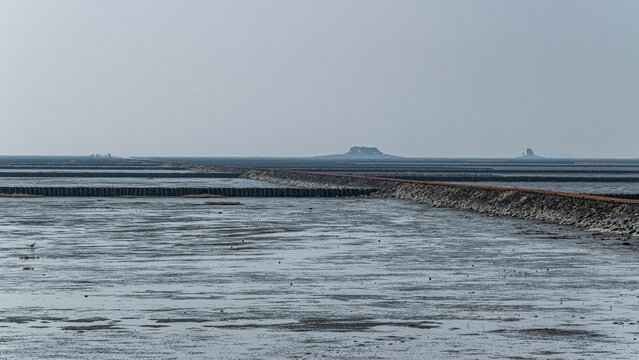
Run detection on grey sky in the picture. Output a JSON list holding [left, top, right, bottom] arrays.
[[1, 0, 637, 157]]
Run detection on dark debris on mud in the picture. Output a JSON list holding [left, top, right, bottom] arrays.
[[206, 317, 441, 332], [153, 318, 210, 323], [61, 324, 122, 331], [489, 327, 607, 340]]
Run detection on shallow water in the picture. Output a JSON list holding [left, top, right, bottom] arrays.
[[0, 197, 638, 359], [0, 169, 190, 173], [447, 181, 639, 194], [0, 177, 279, 188]]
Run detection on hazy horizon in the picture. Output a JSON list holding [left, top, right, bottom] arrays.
[[1, 1, 637, 158], [2, 146, 638, 160]]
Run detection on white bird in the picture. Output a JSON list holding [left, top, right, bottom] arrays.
[[29, 242, 36, 248]]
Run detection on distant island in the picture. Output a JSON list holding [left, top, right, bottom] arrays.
[[518, 148, 543, 159], [316, 146, 399, 159]]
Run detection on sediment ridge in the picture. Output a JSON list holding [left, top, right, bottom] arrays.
[[183, 164, 639, 236]]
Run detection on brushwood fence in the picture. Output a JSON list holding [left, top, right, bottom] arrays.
[[0, 187, 374, 198], [389, 175, 639, 182]]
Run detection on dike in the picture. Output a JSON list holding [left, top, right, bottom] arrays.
[[184, 164, 639, 236]]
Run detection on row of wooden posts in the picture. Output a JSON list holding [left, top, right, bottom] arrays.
[[0, 187, 374, 197], [2, 172, 638, 183], [394, 175, 639, 183], [590, 193, 639, 200]]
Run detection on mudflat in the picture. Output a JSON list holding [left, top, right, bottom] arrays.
[[0, 197, 638, 359]]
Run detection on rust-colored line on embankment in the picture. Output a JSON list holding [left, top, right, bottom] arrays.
[[232, 166, 639, 205]]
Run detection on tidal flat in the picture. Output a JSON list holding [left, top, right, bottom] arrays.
[[0, 197, 638, 359]]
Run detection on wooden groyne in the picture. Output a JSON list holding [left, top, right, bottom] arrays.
[[3, 172, 637, 182], [387, 175, 639, 182], [0, 187, 373, 197], [0, 172, 241, 178]]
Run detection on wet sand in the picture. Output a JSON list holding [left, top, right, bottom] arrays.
[[0, 197, 638, 359]]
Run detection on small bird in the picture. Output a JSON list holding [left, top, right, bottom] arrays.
[[29, 242, 36, 248]]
